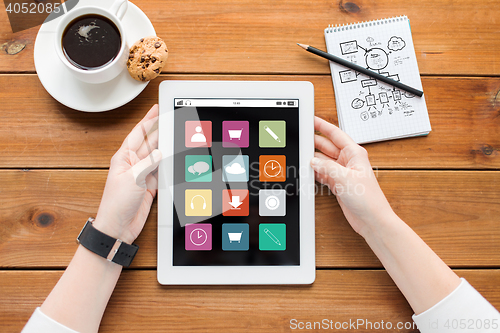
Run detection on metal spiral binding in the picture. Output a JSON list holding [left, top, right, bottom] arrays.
[[324, 15, 407, 34]]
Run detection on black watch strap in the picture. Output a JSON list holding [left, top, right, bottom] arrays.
[[77, 218, 139, 267]]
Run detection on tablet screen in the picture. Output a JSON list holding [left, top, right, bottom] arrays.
[[172, 98, 300, 266]]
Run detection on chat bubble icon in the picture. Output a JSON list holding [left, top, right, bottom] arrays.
[[188, 161, 210, 175], [388, 36, 406, 51]]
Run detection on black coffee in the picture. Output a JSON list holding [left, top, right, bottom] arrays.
[[62, 14, 121, 70]]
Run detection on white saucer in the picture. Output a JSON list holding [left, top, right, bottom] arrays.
[[34, 0, 156, 112]]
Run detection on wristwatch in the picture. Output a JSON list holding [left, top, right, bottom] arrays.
[[76, 217, 139, 267]]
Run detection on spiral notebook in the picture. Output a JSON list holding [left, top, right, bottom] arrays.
[[324, 16, 431, 144]]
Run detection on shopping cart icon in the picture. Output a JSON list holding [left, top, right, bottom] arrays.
[[228, 231, 244, 243], [222, 224, 249, 251], [227, 129, 243, 140]]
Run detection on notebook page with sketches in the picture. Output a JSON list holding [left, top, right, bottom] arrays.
[[324, 16, 431, 144]]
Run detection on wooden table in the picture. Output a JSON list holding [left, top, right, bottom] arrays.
[[1, 0, 499, 332]]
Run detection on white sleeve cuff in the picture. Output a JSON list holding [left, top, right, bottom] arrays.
[[413, 278, 500, 333], [22, 307, 79, 333]]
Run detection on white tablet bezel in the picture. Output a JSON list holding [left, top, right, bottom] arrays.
[[157, 80, 315, 285]]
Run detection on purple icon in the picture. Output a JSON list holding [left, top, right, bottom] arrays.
[[223, 121, 249, 148], [185, 224, 212, 251]]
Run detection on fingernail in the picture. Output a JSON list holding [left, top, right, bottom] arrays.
[[311, 157, 320, 167], [152, 149, 162, 161]]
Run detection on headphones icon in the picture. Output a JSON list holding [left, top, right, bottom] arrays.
[[190, 195, 207, 210]]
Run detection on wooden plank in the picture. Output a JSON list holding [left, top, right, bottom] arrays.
[[1, 269, 499, 333], [0, 74, 498, 169], [1, 0, 500, 75], [1, 169, 498, 269]]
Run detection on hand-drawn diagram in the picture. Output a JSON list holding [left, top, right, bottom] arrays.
[[338, 36, 416, 121]]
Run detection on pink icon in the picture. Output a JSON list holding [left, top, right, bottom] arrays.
[[185, 224, 212, 251], [185, 121, 212, 147], [223, 121, 249, 148]]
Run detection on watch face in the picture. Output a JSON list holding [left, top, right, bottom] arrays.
[[264, 160, 282, 178]]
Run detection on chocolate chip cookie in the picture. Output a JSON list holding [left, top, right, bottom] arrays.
[[127, 36, 168, 82]]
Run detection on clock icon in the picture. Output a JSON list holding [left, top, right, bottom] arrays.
[[264, 159, 282, 178], [189, 228, 208, 246]]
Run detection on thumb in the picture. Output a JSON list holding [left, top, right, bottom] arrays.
[[310, 157, 346, 184], [132, 149, 162, 187]]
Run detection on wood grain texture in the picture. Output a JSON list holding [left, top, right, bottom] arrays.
[[1, 169, 498, 269], [1, 0, 500, 75], [0, 0, 499, 331], [1, 269, 499, 333], [0, 75, 498, 169]]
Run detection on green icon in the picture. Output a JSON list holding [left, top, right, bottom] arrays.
[[259, 223, 286, 251], [259, 121, 286, 148], [185, 155, 212, 182]]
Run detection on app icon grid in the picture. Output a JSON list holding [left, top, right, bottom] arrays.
[[182, 118, 292, 253]]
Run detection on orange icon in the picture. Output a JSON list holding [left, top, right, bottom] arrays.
[[259, 155, 286, 182], [222, 189, 249, 216]]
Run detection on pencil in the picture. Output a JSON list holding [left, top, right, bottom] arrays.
[[297, 43, 423, 97]]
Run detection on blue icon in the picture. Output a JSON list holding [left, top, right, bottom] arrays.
[[222, 155, 249, 182], [222, 223, 249, 251]]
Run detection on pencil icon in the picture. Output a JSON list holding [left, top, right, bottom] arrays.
[[264, 228, 281, 246], [264, 126, 281, 143]]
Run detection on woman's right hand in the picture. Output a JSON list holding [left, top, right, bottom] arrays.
[[310, 116, 395, 237]]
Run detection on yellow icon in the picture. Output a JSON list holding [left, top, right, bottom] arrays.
[[185, 189, 212, 216]]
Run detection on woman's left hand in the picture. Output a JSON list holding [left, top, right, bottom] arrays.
[[93, 104, 162, 244]]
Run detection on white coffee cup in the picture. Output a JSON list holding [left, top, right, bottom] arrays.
[[55, 0, 128, 84]]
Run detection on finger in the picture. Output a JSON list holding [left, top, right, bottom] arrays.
[[145, 173, 158, 198], [137, 129, 159, 160], [310, 155, 345, 182], [314, 170, 329, 186], [314, 116, 356, 150], [122, 105, 159, 152], [131, 149, 162, 187], [315, 134, 340, 160], [314, 151, 336, 162], [151, 167, 159, 180]]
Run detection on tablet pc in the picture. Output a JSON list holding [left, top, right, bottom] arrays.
[[157, 81, 315, 284]]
